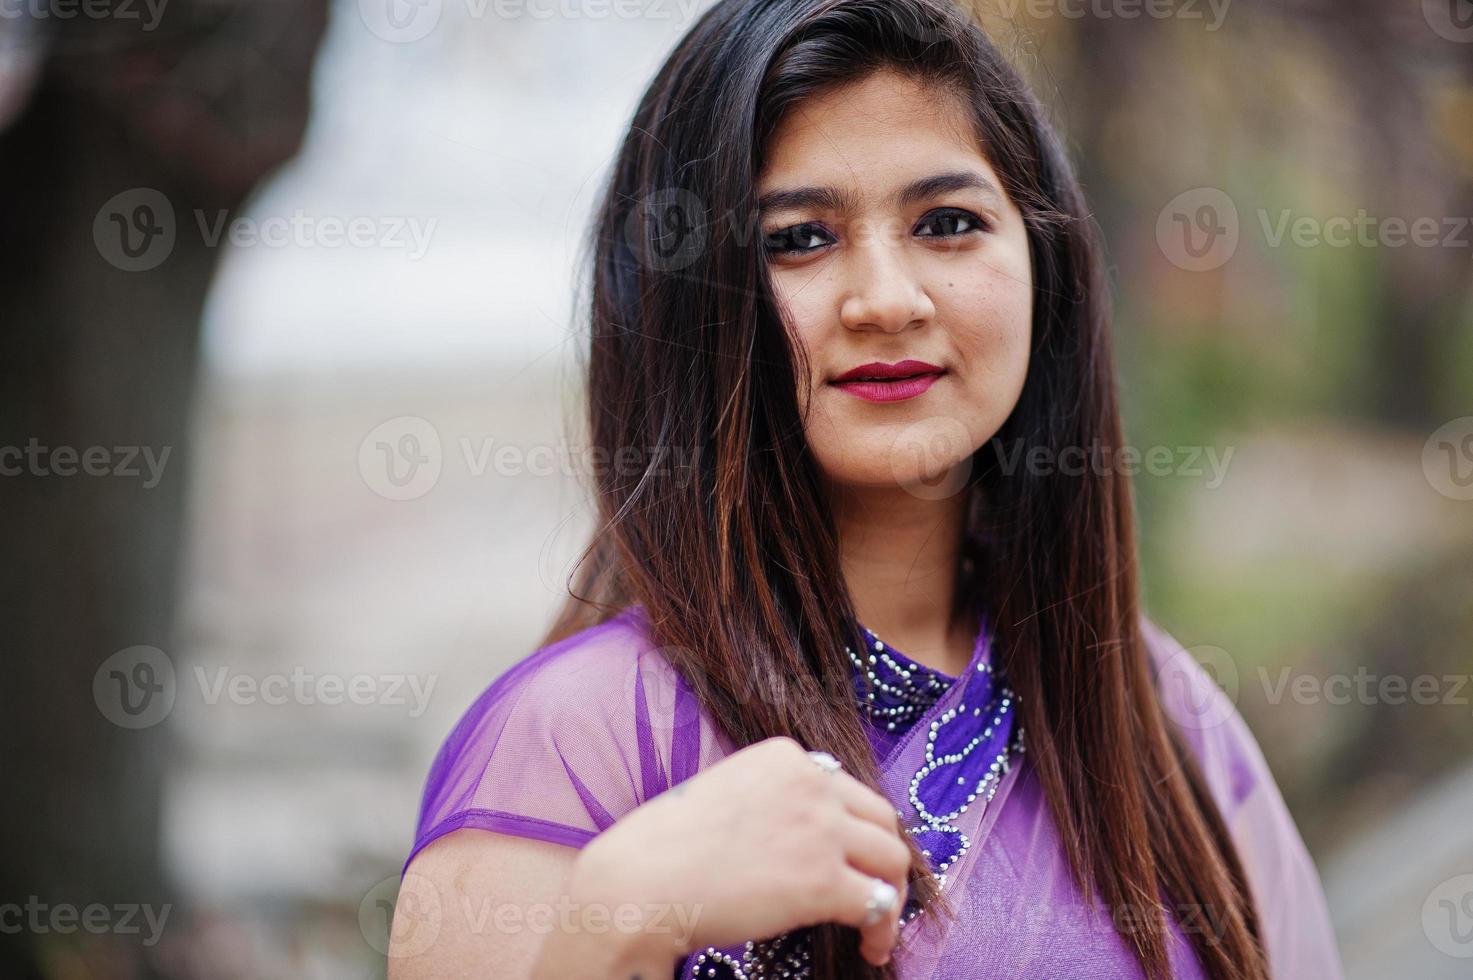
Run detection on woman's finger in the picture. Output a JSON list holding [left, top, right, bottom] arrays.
[[833, 816, 909, 964], [833, 814, 911, 894], [831, 864, 904, 966], [824, 768, 903, 834]]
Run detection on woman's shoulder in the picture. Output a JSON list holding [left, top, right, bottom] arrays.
[[490, 603, 678, 703], [1138, 616, 1346, 976], [1138, 615, 1265, 823], [407, 604, 733, 868]]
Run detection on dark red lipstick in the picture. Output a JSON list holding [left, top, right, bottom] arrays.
[[829, 359, 945, 403]]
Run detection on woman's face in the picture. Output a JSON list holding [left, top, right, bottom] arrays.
[[758, 70, 1033, 496]]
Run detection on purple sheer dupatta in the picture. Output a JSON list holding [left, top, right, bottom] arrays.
[[404, 605, 1343, 979], [405, 606, 736, 870], [902, 621, 1343, 979], [1140, 619, 1344, 978], [876, 623, 1023, 975]]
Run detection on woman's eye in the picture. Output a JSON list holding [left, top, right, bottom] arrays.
[[915, 208, 986, 238], [763, 222, 835, 255]]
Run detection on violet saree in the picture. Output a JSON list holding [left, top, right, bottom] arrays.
[[405, 606, 1344, 978]]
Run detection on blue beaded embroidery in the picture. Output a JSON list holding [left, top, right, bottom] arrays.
[[681, 620, 1024, 976], [684, 931, 811, 979], [903, 657, 1019, 886], [847, 626, 954, 734], [848, 622, 1022, 891]]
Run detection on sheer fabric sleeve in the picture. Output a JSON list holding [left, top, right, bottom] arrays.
[[1142, 617, 1345, 980], [403, 607, 735, 872]]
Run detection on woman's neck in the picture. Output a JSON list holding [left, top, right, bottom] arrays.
[[829, 480, 976, 678]]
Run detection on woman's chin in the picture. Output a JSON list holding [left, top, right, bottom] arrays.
[[818, 456, 974, 500]]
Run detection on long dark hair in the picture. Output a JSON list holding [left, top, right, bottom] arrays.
[[544, 0, 1267, 977]]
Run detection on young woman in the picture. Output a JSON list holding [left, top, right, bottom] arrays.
[[391, 0, 1343, 977]]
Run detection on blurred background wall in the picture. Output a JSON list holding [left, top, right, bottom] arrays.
[[0, 0, 1469, 976]]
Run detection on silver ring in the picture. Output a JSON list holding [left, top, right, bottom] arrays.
[[862, 878, 898, 926], [807, 750, 842, 774]]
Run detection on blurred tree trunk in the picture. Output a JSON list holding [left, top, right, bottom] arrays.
[[0, 4, 325, 974]]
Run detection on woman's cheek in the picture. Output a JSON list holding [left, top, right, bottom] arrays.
[[772, 281, 832, 394], [943, 284, 1032, 441]]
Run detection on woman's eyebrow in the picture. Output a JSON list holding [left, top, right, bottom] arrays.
[[895, 170, 1001, 208], [758, 170, 1001, 216], [757, 184, 856, 215]]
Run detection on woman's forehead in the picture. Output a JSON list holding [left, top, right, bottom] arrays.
[[757, 70, 996, 205]]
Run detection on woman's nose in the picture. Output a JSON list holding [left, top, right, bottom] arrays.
[[837, 228, 936, 333]]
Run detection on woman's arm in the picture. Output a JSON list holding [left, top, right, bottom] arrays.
[[389, 830, 679, 979], [390, 737, 914, 979]]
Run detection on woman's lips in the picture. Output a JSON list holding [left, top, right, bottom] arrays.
[[829, 359, 945, 403]]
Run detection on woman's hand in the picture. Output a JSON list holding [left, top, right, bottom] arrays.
[[563, 735, 912, 969]]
